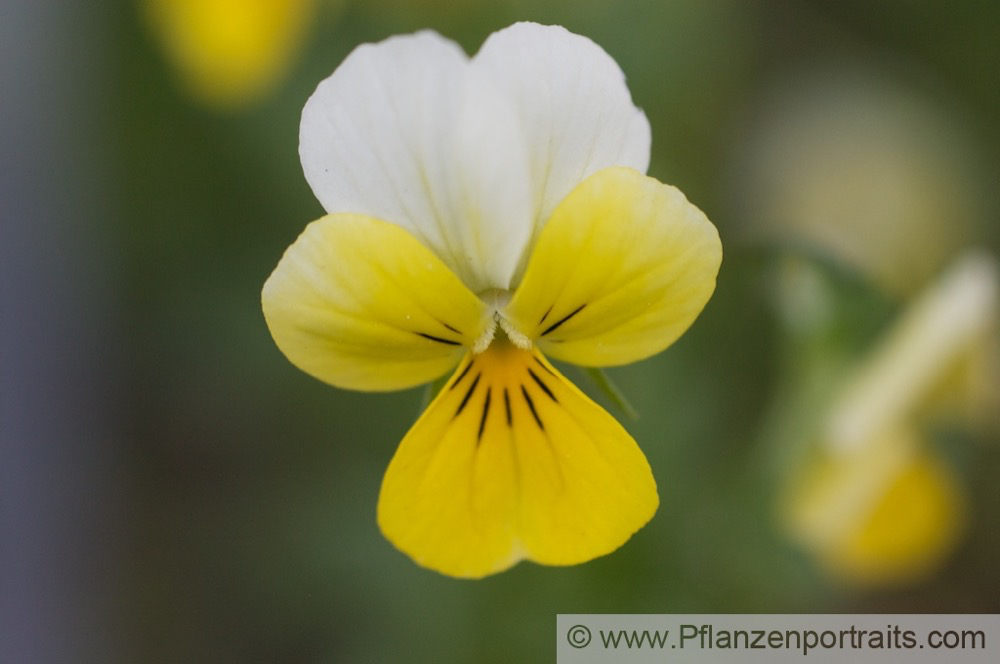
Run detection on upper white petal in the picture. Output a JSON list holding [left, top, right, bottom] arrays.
[[472, 23, 652, 253], [300, 24, 651, 292], [299, 31, 534, 292]]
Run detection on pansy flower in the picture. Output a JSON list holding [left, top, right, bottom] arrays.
[[263, 23, 722, 578]]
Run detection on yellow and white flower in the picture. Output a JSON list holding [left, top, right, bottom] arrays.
[[262, 23, 722, 578]]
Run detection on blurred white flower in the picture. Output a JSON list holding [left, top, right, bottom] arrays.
[[731, 68, 989, 294]]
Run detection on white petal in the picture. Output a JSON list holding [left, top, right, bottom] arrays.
[[299, 31, 533, 292], [472, 23, 651, 248]]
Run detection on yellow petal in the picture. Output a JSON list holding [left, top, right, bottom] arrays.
[[144, 0, 317, 109], [262, 214, 490, 391], [504, 167, 722, 367], [377, 341, 658, 578], [782, 426, 965, 587], [825, 451, 965, 587]]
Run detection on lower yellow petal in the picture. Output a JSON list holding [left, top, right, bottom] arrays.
[[377, 341, 658, 578], [262, 213, 490, 391], [505, 166, 722, 367]]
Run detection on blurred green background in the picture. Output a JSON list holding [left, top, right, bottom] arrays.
[[3, 1, 999, 662]]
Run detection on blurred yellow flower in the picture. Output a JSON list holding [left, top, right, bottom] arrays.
[[144, 0, 317, 109], [262, 24, 722, 577], [780, 251, 998, 586], [783, 426, 965, 587]]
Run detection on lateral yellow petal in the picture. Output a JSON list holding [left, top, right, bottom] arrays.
[[262, 214, 490, 391], [505, 166, 722, 366], [377, 342, 658, 578]]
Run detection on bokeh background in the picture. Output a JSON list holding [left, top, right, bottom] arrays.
[[3, 1, 999, 662]]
